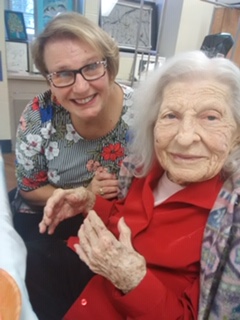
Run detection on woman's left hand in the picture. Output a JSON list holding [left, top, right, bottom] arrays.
[[74, 210, 147, 294], [87, 168, 119, 200]]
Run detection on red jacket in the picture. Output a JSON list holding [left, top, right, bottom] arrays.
[[65, 166, 223, 320]]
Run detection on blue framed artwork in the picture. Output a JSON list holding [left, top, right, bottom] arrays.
[[35, 0, 75, 35], [4, 10, 28, 42]]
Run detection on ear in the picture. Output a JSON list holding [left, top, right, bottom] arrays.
[[231, 131, 240, 150]]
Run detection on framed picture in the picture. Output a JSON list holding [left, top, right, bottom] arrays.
[[6, 41, 29, 72], [34, 0, 75, 35], [4, 10, 28, 42], [100, 1, 158, 51]]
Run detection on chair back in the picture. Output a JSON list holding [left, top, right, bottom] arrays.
[[200, 32, 234, 58], [0, 269, 21, 320]]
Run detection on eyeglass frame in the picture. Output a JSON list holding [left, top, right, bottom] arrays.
[[46, 60, 108, 88]]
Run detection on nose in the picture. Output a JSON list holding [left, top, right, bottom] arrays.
[[72, 73, 89, 92], [175, 118, 201, 146]]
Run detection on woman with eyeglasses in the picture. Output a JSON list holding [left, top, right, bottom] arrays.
[[12, 12, 134, 242]]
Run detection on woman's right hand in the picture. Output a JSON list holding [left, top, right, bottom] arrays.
[[39, 187, 96, 235]]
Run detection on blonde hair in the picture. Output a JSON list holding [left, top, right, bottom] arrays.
[[31, 12, 119, 81]]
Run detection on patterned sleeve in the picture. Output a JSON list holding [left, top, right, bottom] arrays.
[[15, 95, 50, 192], [118, 156, 136, 199]]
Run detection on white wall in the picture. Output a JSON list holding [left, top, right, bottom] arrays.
[[84, 0, 100, 24], [175, 0, 214, 54], [0, 1, 11, 140], [157, 0, 184, 58]]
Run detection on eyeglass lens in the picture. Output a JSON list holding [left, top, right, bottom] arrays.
[[50, 61, 106, 87]]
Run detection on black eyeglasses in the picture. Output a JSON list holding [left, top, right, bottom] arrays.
[[47, 60, 107, 88]]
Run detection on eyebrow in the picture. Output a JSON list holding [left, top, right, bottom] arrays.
[[54, 58, 103, 72]]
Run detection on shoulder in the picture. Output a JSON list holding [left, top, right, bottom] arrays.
[[118, 84, 134, 125], [118, 83, 134, 109], [118, 83, 134, 98], [23, 89, 53, 116], [30, 90, 68, 123]]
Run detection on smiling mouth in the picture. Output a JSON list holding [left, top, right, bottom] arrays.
[[171, 153, 204, 161], [73, 94, 97, 105]]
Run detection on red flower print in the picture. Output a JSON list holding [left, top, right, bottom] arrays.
[[35, 171, 48, 182], [32, 97, 40, 111], [22, 177, 39, 188], [101, 143, 124, 161], [22, 171, 47, 189]]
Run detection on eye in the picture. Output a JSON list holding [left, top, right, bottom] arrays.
[[207, 115, 218, 121], [200, 110, 221, 122], [84, 63, 98, 72], [164, 113, 177, 119], [56, 71, 73, 79]]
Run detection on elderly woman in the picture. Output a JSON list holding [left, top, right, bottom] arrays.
[[27, 51, 240, 319]]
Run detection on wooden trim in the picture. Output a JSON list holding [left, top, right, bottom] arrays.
[[210, 7, 240, 66]]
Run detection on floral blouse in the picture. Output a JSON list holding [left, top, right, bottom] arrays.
[[15, 84, 134, 213]]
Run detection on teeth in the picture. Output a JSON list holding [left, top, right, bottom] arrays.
[[76, 95, 94, 104]]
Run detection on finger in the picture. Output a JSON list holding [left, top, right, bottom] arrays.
[[47, 218, 60, 234], [97, 181, 119, 196], [39, 214, 55, 233], [94, 171, 117, 181], [82, 215, 99, 246], [85, 210, 113, 240], [87, 210, 106, 233], [118, 217, 134, 249], [44, 192, 65, 218], [74, 243, 90, 266], [39, 219, 57, 235], [87, 212, 120, 250], [41, 206, 64, 234], [39, 220, 47, 234], [101, 191, 119, 200], [77, 223, 102, 271], [100, 183, 119, 192], [44, 188, 77, 217], [100, 179, 119, 188], [98, 186, 119, 197], [39, 218, 58, 235]]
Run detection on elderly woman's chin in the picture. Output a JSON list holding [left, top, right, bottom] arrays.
[[165, 165, 223, 185]]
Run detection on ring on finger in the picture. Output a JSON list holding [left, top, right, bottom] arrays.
[[99, 187, 104, 196]]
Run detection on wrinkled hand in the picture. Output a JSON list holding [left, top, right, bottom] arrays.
[[39, 187, 96, 235], [87, 168, 119, 200], [74, 210, 146, 294]]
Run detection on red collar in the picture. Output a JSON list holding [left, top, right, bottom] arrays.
[[145, 164, 223, 210]]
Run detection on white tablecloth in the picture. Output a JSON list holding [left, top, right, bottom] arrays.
[[0, 150, 38, 320]]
